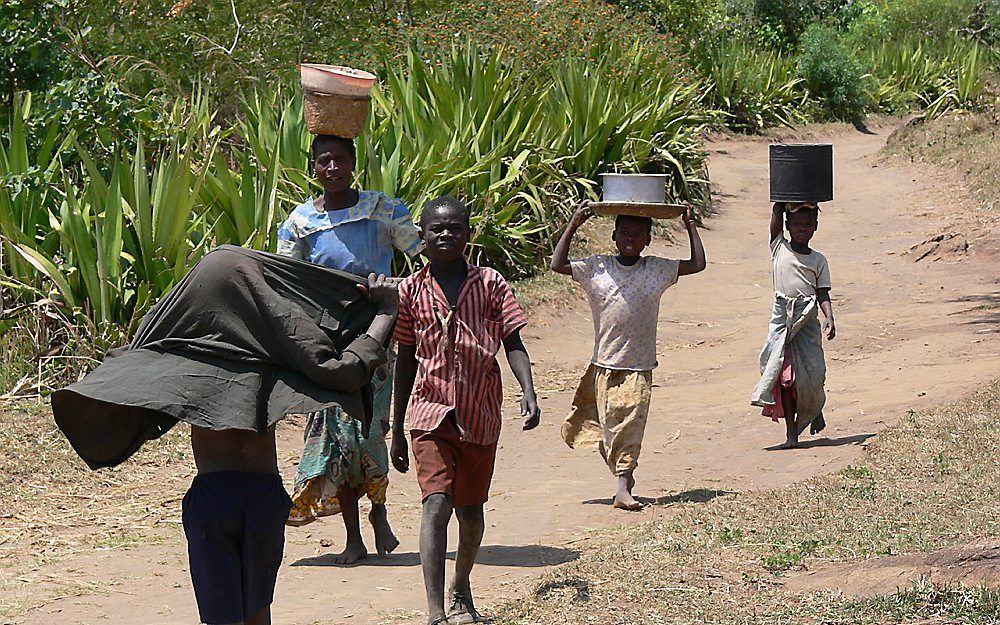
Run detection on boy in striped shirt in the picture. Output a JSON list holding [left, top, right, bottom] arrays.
[[392, 196, 541, 625]]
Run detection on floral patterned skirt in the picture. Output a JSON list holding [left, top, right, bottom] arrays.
[[286, 363, 392, 527]]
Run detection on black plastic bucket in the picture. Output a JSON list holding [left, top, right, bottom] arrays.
[[769, 144, 834, 203]]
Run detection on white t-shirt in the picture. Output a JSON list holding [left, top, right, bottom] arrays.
[[570, 255, 680, 371], [770, 235, 831, 297]]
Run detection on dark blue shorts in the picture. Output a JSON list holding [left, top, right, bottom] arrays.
[[182, 472, 292, 624]]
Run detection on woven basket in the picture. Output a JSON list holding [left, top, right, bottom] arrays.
[[303, 90, 371, 138]]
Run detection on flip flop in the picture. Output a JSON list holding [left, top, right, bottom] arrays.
[[448, 591, 485, 624]]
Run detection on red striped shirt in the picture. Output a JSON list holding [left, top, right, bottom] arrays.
[[394, 264, 527, 445]]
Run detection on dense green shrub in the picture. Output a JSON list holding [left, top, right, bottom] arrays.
[[861, 35, 991, 118], [54, 0, 680, 105], [603, 0, 724, 39], [0, 0, 70, 103], [753, 0, 847, 48], [386, 0, 679, 75], [71, 0, 307, 98], [717, 0, 860, 50], [690, 36, 806, 131], [796, 24, 868, 124], [874, 0, 978, 40]]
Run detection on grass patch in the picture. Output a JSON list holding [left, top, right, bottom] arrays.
[[494, 380, 1000, 624], [0, 399, 192, 574], [884, 112, 1000, 221]]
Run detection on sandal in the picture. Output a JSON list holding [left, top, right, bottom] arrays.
[[430, 616, 452, 625], [448, 591, 485, 624]]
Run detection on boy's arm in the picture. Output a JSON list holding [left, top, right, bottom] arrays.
[[770, 202, 784, 243], [550, 201, 593, 276], [390, 343, 417, 473], [677, 203, 707, 276], [277, 274, 396, 393], [817, 288, 836, 340], [502, 330, 540, 430]]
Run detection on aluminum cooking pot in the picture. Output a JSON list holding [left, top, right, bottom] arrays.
[[600, 173, 669, 204]]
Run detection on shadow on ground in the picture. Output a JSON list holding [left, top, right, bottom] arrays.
[[536, 577, 591, 603], [949, 292, 1000, 327], [582, 487, 735, 507], [764, 432, 875, 451], [292, 544, 579, 568]]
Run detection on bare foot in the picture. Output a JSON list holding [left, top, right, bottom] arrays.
[[612, 473, 641, 509], [330, 538, 367, 565], [369, 505, 400, 555], [613, 491, 643, 511]]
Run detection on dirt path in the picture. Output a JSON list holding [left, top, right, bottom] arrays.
[[6, 122, 999, 625]]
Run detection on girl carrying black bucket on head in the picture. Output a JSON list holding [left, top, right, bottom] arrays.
[[751, 201, 837, 448]]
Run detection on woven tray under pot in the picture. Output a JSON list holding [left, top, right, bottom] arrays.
[[303, 90, 371, 139]]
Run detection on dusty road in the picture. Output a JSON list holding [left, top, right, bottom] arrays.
[[5, 121, 998, 624]]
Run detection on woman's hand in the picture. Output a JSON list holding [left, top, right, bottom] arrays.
[[521, 391, 541, 431], [358, 273, 399, 312]]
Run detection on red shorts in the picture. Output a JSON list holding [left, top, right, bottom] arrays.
[[410, 415, 497, 507]]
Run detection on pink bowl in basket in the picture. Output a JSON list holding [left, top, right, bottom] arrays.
[[300, 64, 376, 97]]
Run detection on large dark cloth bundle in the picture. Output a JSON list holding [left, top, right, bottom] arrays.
[[52, 245, 388, 469]]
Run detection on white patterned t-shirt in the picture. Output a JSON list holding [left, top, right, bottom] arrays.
[[570, 254, 680, 371]]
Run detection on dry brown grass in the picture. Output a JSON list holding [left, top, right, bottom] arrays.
[[493, 381, 1000, 624], [0, 399, 192, 578], [882, 112, 1000, 258], [884, 112, 1000, 207]]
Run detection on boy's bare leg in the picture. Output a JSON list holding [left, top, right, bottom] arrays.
[[245, 606, 271, 625], [421, 493, 453, 624], [369, 503, 400, 555], [448, 504, 485, 623], [332, 485, 367, 564], [614, 471, 642, 510], [780, 387, 799, 449], [210, 603, 270, 624]]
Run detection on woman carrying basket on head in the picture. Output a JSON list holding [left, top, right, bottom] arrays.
[[277, 133, 423, 563]]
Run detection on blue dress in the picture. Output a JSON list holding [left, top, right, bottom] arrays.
[[277, 190, 422, 525]]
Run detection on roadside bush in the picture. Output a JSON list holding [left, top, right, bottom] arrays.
[[390, 0, 679, 75], [797, 24, 868, 124], [603, 0, 724, 39], [862, 35, 991, 118], [719, 0, 856, 50], [753, 0, 850, 48], [0, 0, 70, 105], [690, 36, 806, 131], [875, 0, 978, 40]]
